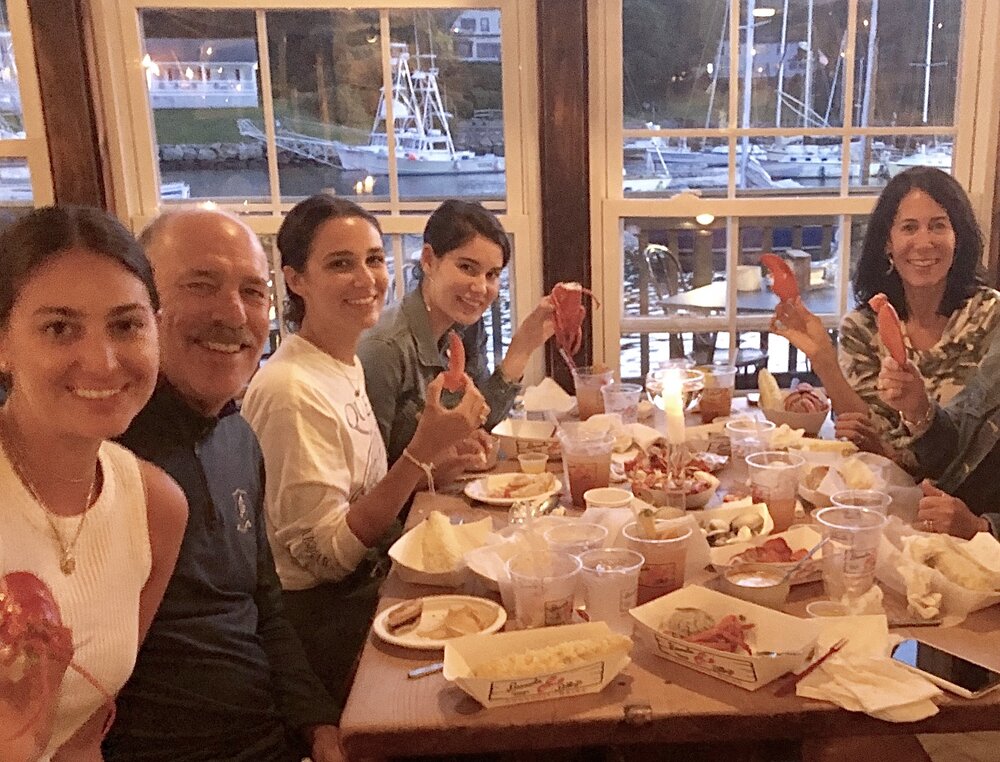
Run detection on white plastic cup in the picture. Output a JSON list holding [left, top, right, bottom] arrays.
[[583, 487, 633, 510], [543, 522, 609, 556], [558, 423, 614, 506], [725, 418, 776, 481], [814, 506, 888, 601], [746, 450, 805, 533], [621, 521, 692, 604], [830, 489, 892, 515], [571, 366, 615, 420], [507, 550, 582, 628], [600, 383, 643, 424], [578, 548, 644, 635], [697, 364, 737, 423]]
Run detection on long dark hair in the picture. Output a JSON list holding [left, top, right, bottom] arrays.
[[423, 199, 511, 267], [0, 205, 158, 328], [853, 166, 983, 320], [277, 194, 382, 331]]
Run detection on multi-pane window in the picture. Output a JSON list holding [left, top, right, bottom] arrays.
[[96, 1, 540, 380], [596, 0, 995, 384], [0, 0, 53, 210]]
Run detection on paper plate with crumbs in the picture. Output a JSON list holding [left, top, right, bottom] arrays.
[[373, 595, 506, 651], [464, 472, 561, 506]]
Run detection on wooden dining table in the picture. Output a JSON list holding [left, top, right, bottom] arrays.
[[339, 411, 1000, 760]]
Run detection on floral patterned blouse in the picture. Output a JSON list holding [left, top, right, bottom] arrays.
[[838, 285, 1000, 459]]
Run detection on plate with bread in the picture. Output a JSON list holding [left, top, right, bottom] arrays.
[[374, 595, 506, 650], [464, 472, 562, 506]]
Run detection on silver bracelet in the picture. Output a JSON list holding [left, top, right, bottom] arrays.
[[402, 447, 435, 494]]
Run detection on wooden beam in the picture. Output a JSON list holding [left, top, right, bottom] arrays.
[[28, 0, 106, 206], [537, 0, 590, 389], [990, 113, 1000, 287]]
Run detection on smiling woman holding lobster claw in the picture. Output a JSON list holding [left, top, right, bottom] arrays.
[[359, 199, 555, 466]]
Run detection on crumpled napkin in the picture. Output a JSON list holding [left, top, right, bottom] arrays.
[[797, 451, 921, 520], [876, 517, 1000, 625], [625, 422, 667, 452], [522, 378, 575, 416], [796, 615, 941, 721], [770, 423, 806, 450]]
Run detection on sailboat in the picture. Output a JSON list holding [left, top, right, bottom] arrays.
[[334, 42, 504, 176]]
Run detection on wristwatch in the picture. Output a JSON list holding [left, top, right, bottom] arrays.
[[901, 403, 935, 438]]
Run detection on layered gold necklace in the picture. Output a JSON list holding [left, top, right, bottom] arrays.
[[0, 417, 98, 575]]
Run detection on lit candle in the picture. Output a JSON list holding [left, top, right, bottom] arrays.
[[662, 370, 686, 444]]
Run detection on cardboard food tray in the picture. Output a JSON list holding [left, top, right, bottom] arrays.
[[494, 418, 562, 460], [443, 621, 630, 708], [629, 585, 819, 690], [709, 524, 824, 584]]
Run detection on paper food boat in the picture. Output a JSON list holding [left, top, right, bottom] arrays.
[[443, 621, 630, 708], [629, 586, 819, 690], [493, 418, 561, 460], [689, 500, 775, 546], [388, 516, 492, 587], [709, 524, 824, 585]]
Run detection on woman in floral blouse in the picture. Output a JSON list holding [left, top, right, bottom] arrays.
[[770, 167, 1000, 466]]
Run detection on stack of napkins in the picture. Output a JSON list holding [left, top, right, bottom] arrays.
[[796, 615, 941, 721]]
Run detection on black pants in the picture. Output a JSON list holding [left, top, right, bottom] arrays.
[[280, 527, 399, 719]]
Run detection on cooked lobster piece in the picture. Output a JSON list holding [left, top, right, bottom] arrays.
[[760, 253, 799, 303], [0, 572, 115, 743], [442, 330, 467, 393], [868, 293, 907, 365], [550, 281, 600, 368], [682, 613, 755, 654]]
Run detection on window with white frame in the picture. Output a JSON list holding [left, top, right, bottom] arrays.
[[594, 0, 999, 385], [93, 1, 542, 378], [0, 0, 53, 212]]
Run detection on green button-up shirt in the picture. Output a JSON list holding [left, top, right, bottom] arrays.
[[358, 287, 519, 464]]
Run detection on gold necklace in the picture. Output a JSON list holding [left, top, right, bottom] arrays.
[[0, 423, 98, 575], [333, 357, 362, 398]]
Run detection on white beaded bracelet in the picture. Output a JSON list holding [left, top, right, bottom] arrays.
[[402, 447, 435, 494]]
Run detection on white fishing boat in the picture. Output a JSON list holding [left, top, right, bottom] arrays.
[[887, 143, 952, 177], [335, 43, 504, 176]]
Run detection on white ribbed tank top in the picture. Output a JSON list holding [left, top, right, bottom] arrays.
[[0, 440, 151, 760]]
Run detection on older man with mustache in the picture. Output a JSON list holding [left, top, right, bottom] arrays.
[[103, 209, 344, 762]]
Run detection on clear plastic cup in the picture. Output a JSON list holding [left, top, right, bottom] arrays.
[[544, 522, 609, 556], [830, 489, 892, 515], [747, 450, 805, 533], [571, 365, 615, 420], [814, 506, 888, 601], [507, 550, 582, 628], [517, 452, 549, 474], [578, 548, 644, 635], [697, 364, 737, 423], [600, 383, 643, 424], [725, 418, 776, 481], [557, 423, 614, 506], [621, 520, 692, 604], [583, 487, 633, 510]]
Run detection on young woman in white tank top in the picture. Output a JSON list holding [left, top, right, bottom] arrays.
[[0, 207, 186, 762]]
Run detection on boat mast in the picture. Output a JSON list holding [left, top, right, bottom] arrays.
[[775, 0, 789, 127], [705, 3, 727, 130], [803, 0, 813, 128], [739, 0, 756, 183], [922, 0, 935, 123]]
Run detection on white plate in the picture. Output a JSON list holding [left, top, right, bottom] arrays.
[[463, 474, 562, 506], [373, 595, 507, 651]]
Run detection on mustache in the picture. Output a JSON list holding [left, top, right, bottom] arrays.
[[194, 324, 256, 347]]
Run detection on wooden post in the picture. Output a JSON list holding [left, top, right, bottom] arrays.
[[28, 0, 105, 206], [537, 0, 589, 390]]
